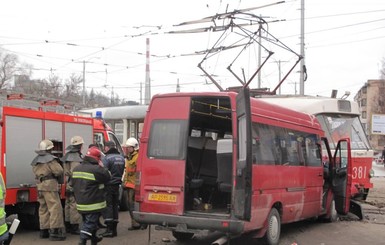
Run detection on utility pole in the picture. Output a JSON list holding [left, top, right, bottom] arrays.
[[299, 0, 305, 95], [272, 60, 288, 95], [258, 21, 262, 88], [81, 57, 99, 106]]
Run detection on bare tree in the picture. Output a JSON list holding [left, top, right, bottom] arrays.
[[381, 58, 385, 79], [63, 73, 82, 102], [47, 74, 62, 98], [0, 49, 19, 89]]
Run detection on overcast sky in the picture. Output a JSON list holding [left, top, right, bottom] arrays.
[[1, 0, 384, 103]]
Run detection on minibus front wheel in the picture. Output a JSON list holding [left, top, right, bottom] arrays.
[[264, 208, 281, 245], [172, 230, 194, 241]]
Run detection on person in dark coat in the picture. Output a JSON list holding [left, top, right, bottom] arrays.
[[100, 141, 125, 238], [72, 147, 111, 245]]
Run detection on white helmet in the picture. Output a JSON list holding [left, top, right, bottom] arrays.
[[125, 137, 139, 150], [71, 136, 84, 146], [39, 139, 54, 151]]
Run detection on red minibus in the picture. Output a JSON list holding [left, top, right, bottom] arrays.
[[133, 88, 361, 245]]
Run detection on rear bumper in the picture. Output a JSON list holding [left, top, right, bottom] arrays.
[[133, 211, 244, 234]]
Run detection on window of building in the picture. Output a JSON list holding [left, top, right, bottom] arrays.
[[361, 99, 367, 106], [362, 111, 367, 119], [362, 87, 367, 94], [378, 139, 385, 148]]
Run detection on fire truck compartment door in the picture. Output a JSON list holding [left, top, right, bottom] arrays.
[[234, 87, 252, 221]]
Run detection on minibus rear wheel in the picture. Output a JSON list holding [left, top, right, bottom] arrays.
[[264, 208, 281, 245], [172, 231, 194, 241]]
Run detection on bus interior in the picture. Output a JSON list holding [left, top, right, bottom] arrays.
[[185, 96, 233, 216]]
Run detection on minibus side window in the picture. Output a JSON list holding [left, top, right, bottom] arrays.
[[303, 135, 322, 167], [148, 120, 188, 159], [252, 122, 321, 166]]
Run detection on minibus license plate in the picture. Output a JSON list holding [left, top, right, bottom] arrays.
[[148, 193, 177, 202]]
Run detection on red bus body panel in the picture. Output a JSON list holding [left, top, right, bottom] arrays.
[[134, 91, 351, 238], [136, 96, 191, 215]]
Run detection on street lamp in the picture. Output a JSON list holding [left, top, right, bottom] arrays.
[[82, 57, 100, 106]]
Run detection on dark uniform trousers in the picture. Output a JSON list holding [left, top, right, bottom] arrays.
[[103, 185, 120, 223]]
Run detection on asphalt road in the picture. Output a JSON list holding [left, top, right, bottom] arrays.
[[8, 164, 385, 245]]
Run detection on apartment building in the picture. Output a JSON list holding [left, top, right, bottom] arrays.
[[354, 79, 385, 151]]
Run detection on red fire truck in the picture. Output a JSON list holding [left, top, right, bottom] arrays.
[[0, 102, 124, 227], [133, 88, 362, 245]]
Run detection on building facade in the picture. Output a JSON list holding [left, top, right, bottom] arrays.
[[354, 79, 385, 151]]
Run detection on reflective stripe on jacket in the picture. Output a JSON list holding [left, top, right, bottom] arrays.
[[0, 174, 8, 236], [72, 158, 111, 214]]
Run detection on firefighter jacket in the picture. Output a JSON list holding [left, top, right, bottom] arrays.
[[31, 151, 64, 192], [0, 173, 8, 237], [72, 156, 111, 214], [61, 146, 83, 192], [102, 148, 125, 186], [124, 150, 138, 189]]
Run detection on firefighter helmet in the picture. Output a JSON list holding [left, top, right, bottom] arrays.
[[38, 139, 54, 151], [125, 137, 139, 150], [86, 147, 102, 161], [71, 136, 84, 146]]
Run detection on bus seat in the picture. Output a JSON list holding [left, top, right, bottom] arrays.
[[216, 139, 233, 192], [199, 139, 218, 185], [186, 137, 206, 189]]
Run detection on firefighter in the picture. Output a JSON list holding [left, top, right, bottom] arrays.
[[0, 172, 9, 245], [61, 136, 84, 235], [123, 137, 146, 230], [100, 141, 125, 238], [31, 139, 66, 241], [72, 146, 111, 245]]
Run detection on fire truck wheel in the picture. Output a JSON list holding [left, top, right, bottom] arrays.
[[264, 208, 281, 245], [172, 231, 194, 241]]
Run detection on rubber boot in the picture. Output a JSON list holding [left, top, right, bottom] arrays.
[[71, 224, 81, 235], [91, 231, 103, 245], [112, 222, 118, 237], [64, 221, 71, 233], [49, 228, 66, 241], [128, 212, 141, 230], [101, 223, 114, 237], [78, 238, 87, 245], [40, 229, 49, 239]]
